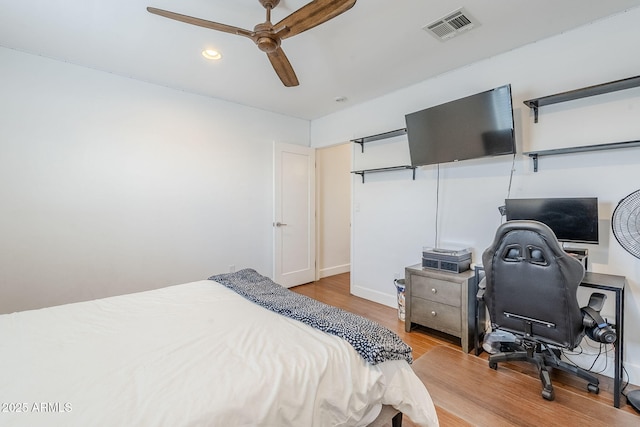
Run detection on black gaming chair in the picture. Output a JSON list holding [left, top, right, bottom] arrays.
[[478, 220, 616, 401]]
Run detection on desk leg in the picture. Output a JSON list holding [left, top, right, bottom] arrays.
[[474, 267, 485, 356], [614, 288, 624, 408]]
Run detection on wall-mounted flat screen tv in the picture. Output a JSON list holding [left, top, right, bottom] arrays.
[[405, 84, 516, 167], [505, 197, 599, 244]]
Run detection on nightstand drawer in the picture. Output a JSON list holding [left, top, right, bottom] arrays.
[[411, 297, 461, 336], [411, 275, 461, 307]]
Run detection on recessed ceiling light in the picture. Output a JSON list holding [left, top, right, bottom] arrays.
[[202, 49, 222, 60]]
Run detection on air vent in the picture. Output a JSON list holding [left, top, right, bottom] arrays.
[[423, 8, 479, 41]]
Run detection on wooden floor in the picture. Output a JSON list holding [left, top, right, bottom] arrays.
[[290, 273, 639, 425]]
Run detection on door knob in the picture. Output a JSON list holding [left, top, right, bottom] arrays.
[[275, 222, 287, 227]]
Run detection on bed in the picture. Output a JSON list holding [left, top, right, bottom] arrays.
[[0, 269, 438, 426]]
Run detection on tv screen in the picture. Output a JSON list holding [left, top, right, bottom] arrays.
[[505, 197, 599, 244], [405, 84, 515, 166]]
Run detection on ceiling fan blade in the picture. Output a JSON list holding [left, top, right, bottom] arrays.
[[147, 7, 254, 38], [275, 0, 356, 39], [267, 48, 299, 87]]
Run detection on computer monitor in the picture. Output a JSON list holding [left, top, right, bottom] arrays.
[[505, 197, 599, 244]]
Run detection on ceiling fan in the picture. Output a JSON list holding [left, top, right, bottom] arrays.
[[147, 0, 357, 87]]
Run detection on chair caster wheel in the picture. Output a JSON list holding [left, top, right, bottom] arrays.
[[489, 361, 498, 370], [542, 388, 555, 401], [587, 383, 599, 394]]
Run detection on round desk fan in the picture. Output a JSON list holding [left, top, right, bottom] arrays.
[[611, 189, 640, 413], [611, 189, 640, 260]]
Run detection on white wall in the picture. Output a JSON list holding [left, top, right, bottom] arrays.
[[0, 47, 309, 313], [316, 143, 351, 278], [310, 8, 640, 382]]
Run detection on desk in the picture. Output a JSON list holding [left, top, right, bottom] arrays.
[[474, 268, 626, 408]]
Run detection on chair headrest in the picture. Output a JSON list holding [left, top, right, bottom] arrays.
[[488, 220, 570, 259], [483, 220, 585, 281]]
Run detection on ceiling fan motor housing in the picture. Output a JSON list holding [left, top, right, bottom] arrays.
[[257, 36, 280, 52], [260, 0, 280, 9], [254, 22, 281, 52]]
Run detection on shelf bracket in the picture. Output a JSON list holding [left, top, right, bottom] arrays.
[[354, 141, 365, 153], [531, 153, 539, 172], [524, 100, 540, 123]]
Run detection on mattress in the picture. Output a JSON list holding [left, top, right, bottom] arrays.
[[0, 279, 438, 426]]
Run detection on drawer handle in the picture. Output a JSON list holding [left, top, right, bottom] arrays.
[[431, 288, 437, 294], [431, 311, 437, 317]]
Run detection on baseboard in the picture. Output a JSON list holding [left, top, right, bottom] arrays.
[[318, 263, 350, 279], [351, 284, 397, 309]]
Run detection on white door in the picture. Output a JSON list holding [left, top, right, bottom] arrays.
[[273, 142, 316, 288]]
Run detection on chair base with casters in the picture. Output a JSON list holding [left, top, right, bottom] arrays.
[[487, 339, 600, 401]]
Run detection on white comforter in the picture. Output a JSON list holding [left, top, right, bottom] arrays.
[[0, 280, 438, 426]]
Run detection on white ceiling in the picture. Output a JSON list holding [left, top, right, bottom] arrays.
[[2, 0, 640, 120]]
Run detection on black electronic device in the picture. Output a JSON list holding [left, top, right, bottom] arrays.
[[628, 390, 640, 413], [505, 197, 599, 244], [422, 247, 471, 273], [612, 188, 640, 260], [581, 293, 617, 344], [405, 84, 516, 167]]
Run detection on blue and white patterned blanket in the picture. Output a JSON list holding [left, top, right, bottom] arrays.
[[208, 269, 413, 365]]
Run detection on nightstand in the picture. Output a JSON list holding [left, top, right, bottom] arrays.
[[404, 264, 478, 353]]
